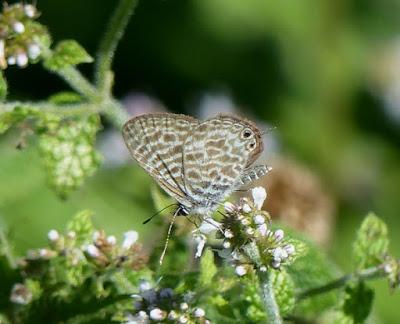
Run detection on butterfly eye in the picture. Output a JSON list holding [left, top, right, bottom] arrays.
[[242, 128, 253, 139]]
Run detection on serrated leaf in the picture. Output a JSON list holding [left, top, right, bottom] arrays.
[[353, 213, 389, 269], [66, 210, 94, 245], [198, 248, 217, 287], [271, 269, 295, 316], [0, 71, 7, 100], [44, 40, 93, 71], [38, 115, 102, 198], [338, 281, 374, 324]]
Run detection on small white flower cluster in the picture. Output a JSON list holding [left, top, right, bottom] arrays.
[[129, 283, 209, 324], [23, 227, 147, 270], [0, 3, 45, 69], [221, 187, 297, 272], [10, 283, 33, 305]]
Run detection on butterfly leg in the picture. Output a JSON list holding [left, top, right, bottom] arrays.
[[237, 164, 272, 186]]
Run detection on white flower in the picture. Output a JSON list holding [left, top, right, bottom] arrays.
[[193, 308, 205, 317], [259, 265, 267, 272], [245, 228, 254, 235], [13, 22, 25, 33], [272, 247, 288, 260], [223, 241, 231, 248], [86, 244, 100, 257], [284, 244, 295, 255], [224, 229, 234, 238], [47, 229, 59, 241], [122, 230, 138, 249], [254, 214, 265, 225], [180, 302, 189, 311], [24, 5, 36, 18], [149, 308, 166, 320], [274, 229, 284, 242], [107, 235, 117, 245], [252, 187, 267, 210], [16, 53, 28, 67], [7, 56, 16, 65], [384, 263, 393, 274], [198, 218, 222, 234], [28, 44, 41, 59], [258, 223, 268, 236], [178, 315, 188, 323], [194, 234, 206, 258], [235, 265, 247, 276], [242, 204, 251, 213], [271, 259, 281, 269]]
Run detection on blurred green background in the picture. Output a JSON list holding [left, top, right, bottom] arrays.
[[1, 0, 400, 321]]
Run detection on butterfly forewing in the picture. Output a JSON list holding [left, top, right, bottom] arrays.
[[182, 115, 263, 213], [123, 113, 199, 206]]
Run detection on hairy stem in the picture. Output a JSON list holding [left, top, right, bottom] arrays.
[[297, 264, 386, 300], [55, 66, 99, 101], [243, 242, 282, 324], [257, 269, 282, 324], [95, 0, 139, 92]]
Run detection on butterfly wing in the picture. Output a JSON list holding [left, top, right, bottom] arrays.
[[182, 115, 263, 211], [123, 113, 199, 206]]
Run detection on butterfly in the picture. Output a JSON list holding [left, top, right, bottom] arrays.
[[122, 113, 269, 219]]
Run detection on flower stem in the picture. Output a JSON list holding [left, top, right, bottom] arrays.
[[257, 269, 283, 324], [95, 0, 139, 92], [297, 264, 386, 300], [243, 242, 282, 324]]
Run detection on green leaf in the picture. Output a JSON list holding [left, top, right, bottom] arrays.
[[44, 40, 93, 71], [198, 248, 217, 287], [0, 71, 7, 100], [0, 106, 38, 134], [48, 92, 82, 105], [38, 115, 102, 198], [271, 269, 295, 316], [66, 210, 94, 245], [353, 212, 389, 269], [338, 281, 374, 324]]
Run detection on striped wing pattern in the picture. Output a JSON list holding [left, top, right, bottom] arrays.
[[123, 113, 199, 207]]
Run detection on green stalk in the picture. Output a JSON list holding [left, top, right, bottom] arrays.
[[297, 264, 386, 300], [95, 0, 139, 93], [243, 242, 282, 324]]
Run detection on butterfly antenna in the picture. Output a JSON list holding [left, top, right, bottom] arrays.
[[159, 209, 179, 265], [143, 203, 178, 224]]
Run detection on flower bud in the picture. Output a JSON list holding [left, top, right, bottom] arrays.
[[28, 43, 41, 59], [24, 5, 37, 18], [224, 229, 234, 238], [107, 235, 116, 245], [223, 240, 231, 249], [252, 186, 267, 209], [242, 204, 251, 213], [284, 244, 295, 255], [274, 229, 284, 242], [235, 265, 247, 276], [180, 302, 189, 311], [193, 308, 205, 317], [258, 223, 268, 236], [47, 229, 59, 241], [122, 230, 138, 249], [178, 315, 189, 323], [149, 308, 166, 320], [12, 22, 25, 34], [271, 259, 281, 269], [254, 214, 265, 225], [86, 244, 100, 258]]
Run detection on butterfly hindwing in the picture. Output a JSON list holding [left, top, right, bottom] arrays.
[[123, 113, 199, 206], [182, 115, 263, 212]]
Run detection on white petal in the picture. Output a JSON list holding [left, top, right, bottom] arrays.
[[252, 187, 267, 210], [122, 230, 138, 249], [198, 218, 221, 234]]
